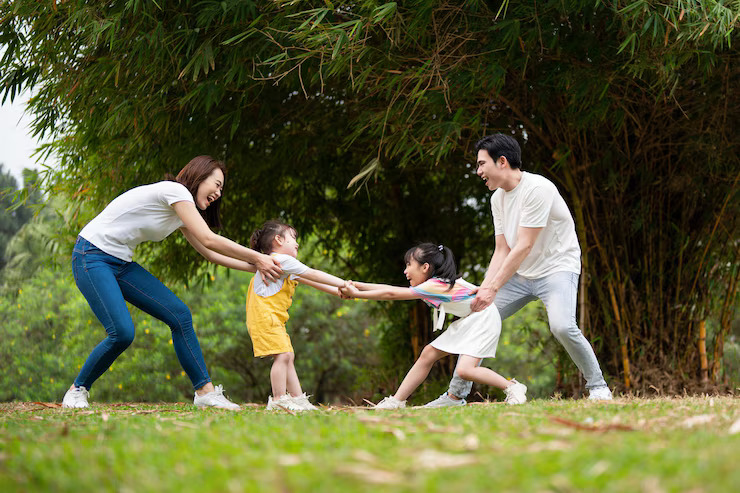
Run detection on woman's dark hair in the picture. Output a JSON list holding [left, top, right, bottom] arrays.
[[475, 133, 522, 169], [404, 242, 460, 290], [250, 220, 296, 254], [168, 156, 226, 229]]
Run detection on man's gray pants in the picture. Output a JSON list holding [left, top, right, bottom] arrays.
[[448, 271, 608, 398]]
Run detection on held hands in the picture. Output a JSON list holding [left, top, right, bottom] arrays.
[[470, 286, 495, 312], [339, 280, 359, 299], [255, 253, 283, 283]]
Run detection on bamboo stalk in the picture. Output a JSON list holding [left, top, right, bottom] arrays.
[[698, 320, 708, 383], [608, 280, 631, 389]]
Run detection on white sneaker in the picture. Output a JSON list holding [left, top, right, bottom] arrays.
[[291, 393, 319, 411], [588, 386, 613, 400], [193, 384, 240, 410], [422, 392, 466, 408], [62, 386, 89, 408], [374, 396, 406, 410], [266, 394, 305, 412], [503, 379, 527, 405]]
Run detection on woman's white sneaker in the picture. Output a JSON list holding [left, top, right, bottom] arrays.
[[374, 396, 406, 410], [193, 384, 240, 410], [62, 386, 89, 408], [503, 379, 527, 405]]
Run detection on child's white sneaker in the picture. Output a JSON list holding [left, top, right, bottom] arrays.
[[267, 394, 305, 412], [422, 392, 466, 408], [291, 393, 319, 411], [588, 386, 613, 400], [193, 384, 240, 410], [374, 396, 406, 410], [503, 379, 527, 405], [62, 386, 89, 408]]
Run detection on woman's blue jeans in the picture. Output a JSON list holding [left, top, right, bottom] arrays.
[[71, 237, 211, 390]]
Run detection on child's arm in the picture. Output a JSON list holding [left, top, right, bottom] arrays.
[[296, 277, 341, 297], [341, 282, 420, 301], [295, 268, 346, 288], [349, 281, 392, 291]]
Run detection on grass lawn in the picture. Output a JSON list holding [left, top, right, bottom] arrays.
[[1, 396, 738, 492]]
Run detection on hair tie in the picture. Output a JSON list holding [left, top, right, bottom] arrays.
[[438, 244, 444, 252]]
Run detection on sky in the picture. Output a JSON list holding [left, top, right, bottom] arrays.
[[0, 92, 44, 187]]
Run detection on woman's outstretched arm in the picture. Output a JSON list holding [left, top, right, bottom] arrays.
[[180, 227, 257, 272], [173, 201, 281, 281]]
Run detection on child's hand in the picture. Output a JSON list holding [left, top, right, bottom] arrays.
[[339, 280, 357, 299]]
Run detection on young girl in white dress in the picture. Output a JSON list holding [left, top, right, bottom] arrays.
[[340, 243, 527, 409]]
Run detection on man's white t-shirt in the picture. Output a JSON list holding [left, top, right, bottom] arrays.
[[79, 181, 194, 262], [252, 253, 309, 297], [491, 171, 581, 279]]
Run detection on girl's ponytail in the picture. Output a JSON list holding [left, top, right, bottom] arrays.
[[404, 242, 460, 290]]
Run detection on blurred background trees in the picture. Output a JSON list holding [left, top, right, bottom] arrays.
[[1, 1, 737, 399]]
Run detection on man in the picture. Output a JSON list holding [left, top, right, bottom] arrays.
[[425, 134, 612, 407]]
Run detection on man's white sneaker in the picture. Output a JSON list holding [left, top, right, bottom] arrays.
[[62, 386, 89, 408], [422, 392, 466, 408], [193, 384, 240, 410], [503, 379, 527, 405], [588, 386, 613, 400], [291, 393, 319, 411], [266, 394, 305, 412], [374, 396, 406, 410]]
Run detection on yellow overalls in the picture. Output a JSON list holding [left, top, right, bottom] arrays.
[[246, 275, 298, 357]]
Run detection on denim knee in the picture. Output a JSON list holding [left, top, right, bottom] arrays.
[[550, 323, 578, 342], [164, 302, 193, 333], [109, 327, 135, 350]]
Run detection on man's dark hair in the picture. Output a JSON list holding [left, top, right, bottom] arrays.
[[475, 134, 522, 169]]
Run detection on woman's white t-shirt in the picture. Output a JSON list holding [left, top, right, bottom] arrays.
[[491, 171, 581, 279], [79, 181, 194, 262]]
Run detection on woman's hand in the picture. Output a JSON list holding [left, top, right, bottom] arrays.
[[255, 254, 283, 283]]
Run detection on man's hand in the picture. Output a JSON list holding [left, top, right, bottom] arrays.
[[255, 254, 282, 283], [470, 286, 496, 312]]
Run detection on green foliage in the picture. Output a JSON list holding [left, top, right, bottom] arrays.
[[0, 165, 42, 270], [2, 397, 739, 492], [1, 0, 737, 391]]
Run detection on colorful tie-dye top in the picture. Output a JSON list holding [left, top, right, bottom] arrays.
[[410, 277, 478, 324]]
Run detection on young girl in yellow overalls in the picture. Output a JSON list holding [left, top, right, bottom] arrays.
[[247, 220, 347, 411]]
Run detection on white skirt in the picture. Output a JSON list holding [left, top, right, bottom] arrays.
[[430, 303, 501, 359]]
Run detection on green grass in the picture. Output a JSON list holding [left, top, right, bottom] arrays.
[[1, 396, 738, 492]]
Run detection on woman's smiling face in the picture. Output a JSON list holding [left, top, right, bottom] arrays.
[[195, 168, 224, 210]]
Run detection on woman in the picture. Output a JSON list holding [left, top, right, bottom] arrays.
[[62, 156, 282, 410]]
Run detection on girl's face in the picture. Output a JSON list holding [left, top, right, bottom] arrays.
[[195, 168, 225, 211], [274, 228, 300, 258], [404, 257, 430, 287]]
